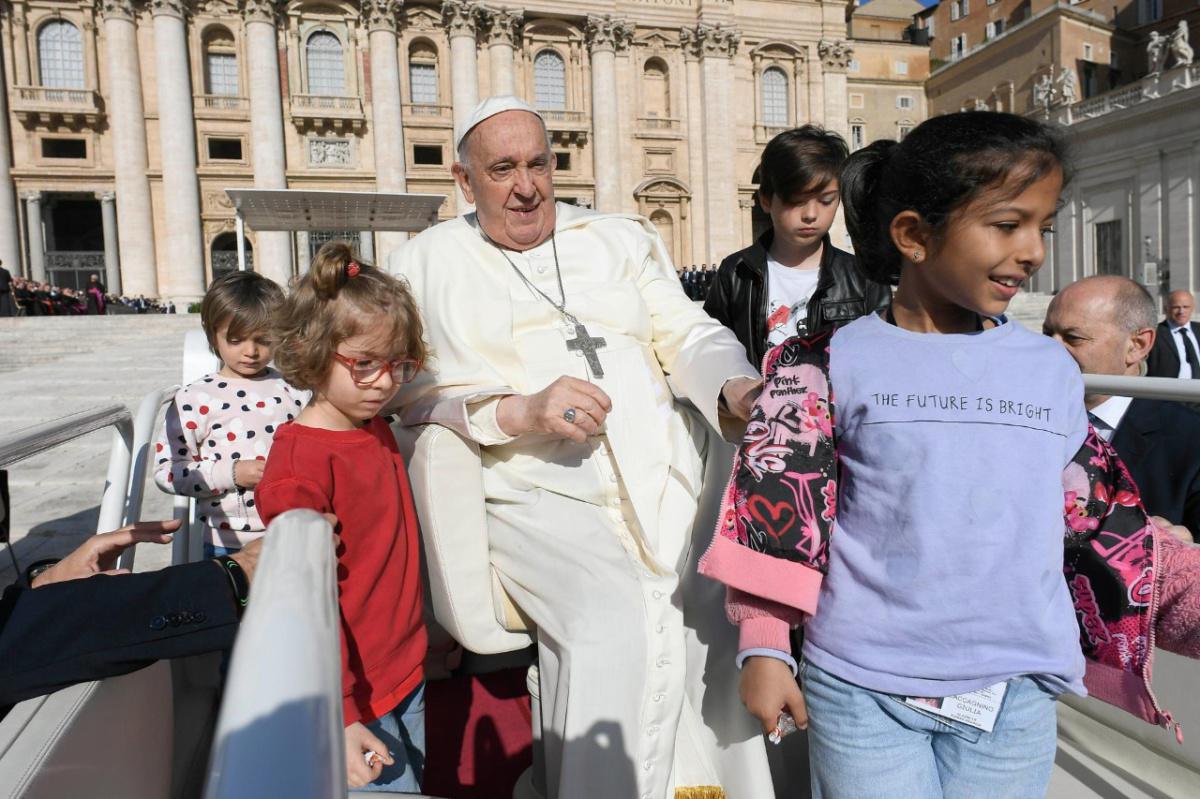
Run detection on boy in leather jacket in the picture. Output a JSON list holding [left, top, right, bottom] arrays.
[[704, 126, 891, 369]]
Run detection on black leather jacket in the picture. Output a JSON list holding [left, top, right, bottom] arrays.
[[703, 231, 892, 370]]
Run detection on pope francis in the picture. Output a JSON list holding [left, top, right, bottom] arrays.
[[389, 96, 772, 799]]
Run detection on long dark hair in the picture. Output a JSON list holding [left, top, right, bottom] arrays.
[[840, 111, 1072, 286]]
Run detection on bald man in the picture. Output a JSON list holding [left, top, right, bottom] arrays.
[[1045, 276, 1200, 537], [1147, 289, 1200, 379]]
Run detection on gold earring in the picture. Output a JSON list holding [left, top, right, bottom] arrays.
[[912, 249, 923, 262]]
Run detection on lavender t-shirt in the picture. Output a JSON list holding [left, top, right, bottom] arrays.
[[803, 313, 1089, 697]]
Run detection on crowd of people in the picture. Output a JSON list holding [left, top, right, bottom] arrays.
[[0, 267, 176, 317], [3, 99, 1200, 799]]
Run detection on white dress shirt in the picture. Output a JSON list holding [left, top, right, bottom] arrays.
[[1168, 321, 1200, 379], [1088, 394, 1134, 442]]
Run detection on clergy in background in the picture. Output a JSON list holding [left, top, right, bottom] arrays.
[[389, 96, 771, 799]]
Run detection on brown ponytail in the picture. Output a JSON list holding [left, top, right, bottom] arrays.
[[272, 240, 428, 391]]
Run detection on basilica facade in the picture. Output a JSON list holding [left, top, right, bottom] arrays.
[[0, 0, 862, 300]]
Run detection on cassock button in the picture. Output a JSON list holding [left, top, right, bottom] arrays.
[[536, 266, 546, 274], [655, 624, 665, 633], [656, 658, 670, 668], [647, 725, 659, 736], [608, 473, 618, 483], [652, 692, 665, 703], [643, 760, 653, 771], [652, 590, 663, 600]]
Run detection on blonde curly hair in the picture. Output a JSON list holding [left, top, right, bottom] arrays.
[[271, 241, 427, 392]]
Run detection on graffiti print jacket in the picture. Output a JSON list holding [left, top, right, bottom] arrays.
[[699, 330, 1200, 739]]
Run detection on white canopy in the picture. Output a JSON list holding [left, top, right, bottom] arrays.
[[223, 188, 446, 270]]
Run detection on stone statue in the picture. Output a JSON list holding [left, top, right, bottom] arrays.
[[1147, 30, 1168, 74], [1056, 68, 1077, 105], [1033, 72, 1055, 111], [1169, 20, 1194, 68], [973, 97, 989, 111]]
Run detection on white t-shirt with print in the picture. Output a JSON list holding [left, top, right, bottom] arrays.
[[765, 256, 821, 346]]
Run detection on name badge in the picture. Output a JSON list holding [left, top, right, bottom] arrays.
[[903, 681, 1008, 733]]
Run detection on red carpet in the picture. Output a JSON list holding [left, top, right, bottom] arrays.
[[425, 668, 533, 798]]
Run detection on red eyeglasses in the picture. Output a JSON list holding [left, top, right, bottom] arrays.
[[332, 353, 422, 385]]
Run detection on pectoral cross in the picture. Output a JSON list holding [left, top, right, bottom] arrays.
[[565, 322, 607, 378]]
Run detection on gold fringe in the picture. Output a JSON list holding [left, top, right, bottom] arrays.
[[674, 788, 727, 799]]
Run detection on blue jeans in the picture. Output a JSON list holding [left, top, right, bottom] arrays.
[[358, 682, 426, 793], [802, 659, 1058, 799], [203, 542, 239, 559]]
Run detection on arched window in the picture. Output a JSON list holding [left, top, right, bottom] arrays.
[[37, 20, 84, 89], [409, 41, 439, 106], [642, 58, 670, 118], [203, 27, 238, 96], [761, 67, 788, 127], [306, 31, 345, 96], [533, 49, 566, 110]]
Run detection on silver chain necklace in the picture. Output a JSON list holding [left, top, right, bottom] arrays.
[[491, 233, 609, 378]]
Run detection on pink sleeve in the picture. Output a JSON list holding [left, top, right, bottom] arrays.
[[1155, 531, 1200, 659], [726, 588, 805, 652]]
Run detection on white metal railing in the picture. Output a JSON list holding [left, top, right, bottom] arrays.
[[0, 404, 134, 539], [125, 386, 185, 569], [204, 510, 343, 799], [1082, 374, 1200, 403]]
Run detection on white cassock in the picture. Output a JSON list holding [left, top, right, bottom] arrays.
[[389, 202, 773, 799]]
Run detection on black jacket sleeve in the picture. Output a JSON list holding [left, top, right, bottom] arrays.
[[702, 258, 737, 328], [0, 561, 240, 707]]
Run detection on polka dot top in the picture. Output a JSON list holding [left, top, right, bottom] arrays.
[[153, 369, 308, 548]]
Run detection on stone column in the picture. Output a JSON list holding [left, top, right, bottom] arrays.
[[443, 0, 481, 145], [691, 23, 740, 261], [793, 56, 809, 124], [680, 29, 708, 265], [358, 231, 375, 262], [362, 0, 408, 258], [483, 7, 522, 96], [296, 231, 311, 275], [100, 0, 158, 297], [10, 9, 30, 86], [585, 15, 632, 213], [99, 192, 122, 295], [0, 32, 20, 274], [24, 193, 45, 283], [818, 39, 852, 139], [243, 0, 293, 285], [150, 0, 205, 300]]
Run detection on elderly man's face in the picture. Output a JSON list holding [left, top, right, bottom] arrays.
[[1044, 281, 1151, 406], [1167, 291, 1194, 326], [453, 111, 556, 251]]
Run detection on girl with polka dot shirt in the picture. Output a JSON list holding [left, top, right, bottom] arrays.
[[154, 271, 306, 555]]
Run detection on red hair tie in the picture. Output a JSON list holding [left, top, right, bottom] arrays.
[[346, 261, 361, 278]]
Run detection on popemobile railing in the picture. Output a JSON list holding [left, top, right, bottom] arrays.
[[0, 404, 134, 556], [1082, 373, 1200, 403], [203, 510, 345, 799]]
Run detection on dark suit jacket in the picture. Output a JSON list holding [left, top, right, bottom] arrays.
[[1110, 398, 1200, 536], [1146, 321, 1200, 378], [0, 560, 240, 707]]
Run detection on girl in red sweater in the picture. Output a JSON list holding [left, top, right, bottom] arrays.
[[256, 242, 428, 791]]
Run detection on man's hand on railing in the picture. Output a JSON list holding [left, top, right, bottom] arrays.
[[31, 519, 180, 588], [1151, 515, 1195, 545]]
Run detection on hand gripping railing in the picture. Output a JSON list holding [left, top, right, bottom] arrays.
[[0, 404, 134, 540], [204, 510, 344, 799]]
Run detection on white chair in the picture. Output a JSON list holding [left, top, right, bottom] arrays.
[[392, 422, 542, 799]]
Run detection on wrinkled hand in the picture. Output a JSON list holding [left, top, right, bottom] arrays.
[[233, 459, 266, 489], [496, 376, 613, 444], [722, 376, 764, 422], [740, 656, 808, 736], [1150, 515, 1194, 545], [344, 721, 394, 788], [32, 519, 180, 588], [228, 536, 262, 586]]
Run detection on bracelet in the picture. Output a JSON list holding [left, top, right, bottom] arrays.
[[213, 555, 250, 614], [25, 558, 59, 585]]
